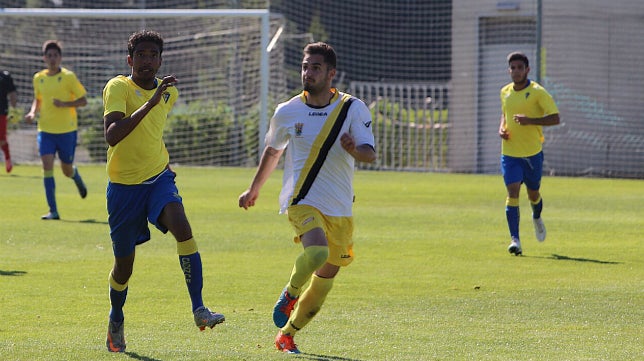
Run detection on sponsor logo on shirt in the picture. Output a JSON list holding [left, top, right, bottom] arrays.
[[308, 111, 327, 116]]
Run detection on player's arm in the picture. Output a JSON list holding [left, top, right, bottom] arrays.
[[513, 113, 560, 126], [104, 75, 176, 146], [53, 96, 87, 108], [24, 98, 40, 123], [340, 133, 376, 163], [8, 90, 17, 108], [238, 146, 284, 210], [499, 114, 509, 139]]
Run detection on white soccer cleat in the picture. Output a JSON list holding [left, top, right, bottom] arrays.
[[508, 237, 522, 256], [533, 217, 546, 242]]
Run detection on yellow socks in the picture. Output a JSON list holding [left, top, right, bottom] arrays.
[[282, 274, 334, 335], [287, 245, 328, 296]]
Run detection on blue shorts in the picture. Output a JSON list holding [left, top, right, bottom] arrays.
[[501, 152, 544, 190], [107, 168, 182, 257], [38, 131, 77, 164]]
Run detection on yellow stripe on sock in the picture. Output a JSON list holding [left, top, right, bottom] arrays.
[[506, 197, 519, 207], [108, 272, 128, 291], [177, 238, 198, 255]]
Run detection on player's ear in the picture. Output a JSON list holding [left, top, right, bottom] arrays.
[[127, 55, 133, 67], [328, 67, 336, 80]]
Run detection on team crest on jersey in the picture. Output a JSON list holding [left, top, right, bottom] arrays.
[[295, 122, 304, 136], [163, 92, 170, 103], [135, 89, 142, 97], [525, 92, 530, 99]]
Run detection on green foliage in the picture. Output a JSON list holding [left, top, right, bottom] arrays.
[[307, 12, 329, 42], [1, 166, 642, 361], [78, 96, 107, 162], [77, 97, 260, 166]]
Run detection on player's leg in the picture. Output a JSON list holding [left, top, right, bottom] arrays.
[[501, 155, 522, 255], [105, 180, 148, 352], [153, 170, 224, 330], [106, 253, 134, 353], [274, 206, 329, 328], [525, 152, 546, 242], [0, 115, 11, 172], [276, 215, 352, 354], [37, 132, 59, 219], [58, 131, 87, 198], [275, 270, 336, 355]]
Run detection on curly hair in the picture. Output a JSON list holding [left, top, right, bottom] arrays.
[[128, 30, 164, 57]]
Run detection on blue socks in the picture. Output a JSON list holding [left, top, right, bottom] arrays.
[[43, 173, 56, 213], [108, 272, 128, 322], [109, 288, 128, 322], [531, 197, 543, 219], [505, 197, 520, 239], [179, 252, 205, 312]]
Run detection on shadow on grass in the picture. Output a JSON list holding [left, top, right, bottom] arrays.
[[125, 352, 162, 361], [545, 253, 621, 264], [0, 173, 41, 180], [61, 219, 109, 225], [298, 353, 366, 361], [0, 270, 27, 276]]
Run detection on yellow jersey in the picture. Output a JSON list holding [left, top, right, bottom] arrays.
[[500, 80, 558, 157], [32, 67, 86, 133], [103, 75, 178, 184]]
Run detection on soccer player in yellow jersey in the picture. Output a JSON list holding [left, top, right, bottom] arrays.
[[499, 52, 560, 256], [24, 40, 88, 220], [239, 42, 376, 354], [102, 30, 224, 353]]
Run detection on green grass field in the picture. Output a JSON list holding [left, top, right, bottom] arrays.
[[0, 164, 642, 361]]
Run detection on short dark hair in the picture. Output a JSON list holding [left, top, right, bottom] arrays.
[[42, 40, 62, 55], [128, 30, 164, 57], [507, 51, 529, 67], [303, 42, 337, 69]]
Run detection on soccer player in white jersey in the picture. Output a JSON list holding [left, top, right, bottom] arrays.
[[499, 51, 560, 256], [239, 42, 376, 354]]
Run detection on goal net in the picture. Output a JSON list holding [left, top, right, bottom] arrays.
[[0, 7, 285, 167], [3, 1, 643, 179]]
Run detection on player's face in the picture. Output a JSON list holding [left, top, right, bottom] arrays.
[[43, 49, 62, 72], [128, 41, 162, 84], [301, 54, 335, 95], [508, 60, 529, 85]]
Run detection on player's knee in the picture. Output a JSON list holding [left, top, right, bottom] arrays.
[[304, 245, 329, 269]]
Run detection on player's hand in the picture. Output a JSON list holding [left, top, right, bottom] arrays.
[[513, 114, 531, 125], [238, 189, 258, 210], [149, 75, 177, 106], [499, 127, 509, 140], [24, 112, 35, 124], [340, 133, 356, 153], [53, 99, 65, 107]]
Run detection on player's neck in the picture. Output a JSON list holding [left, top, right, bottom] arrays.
[[46, 67, 61, 76], [130, 75, 158, 90], [305, 88, 335, 107], [513, 79, 530, 91]]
